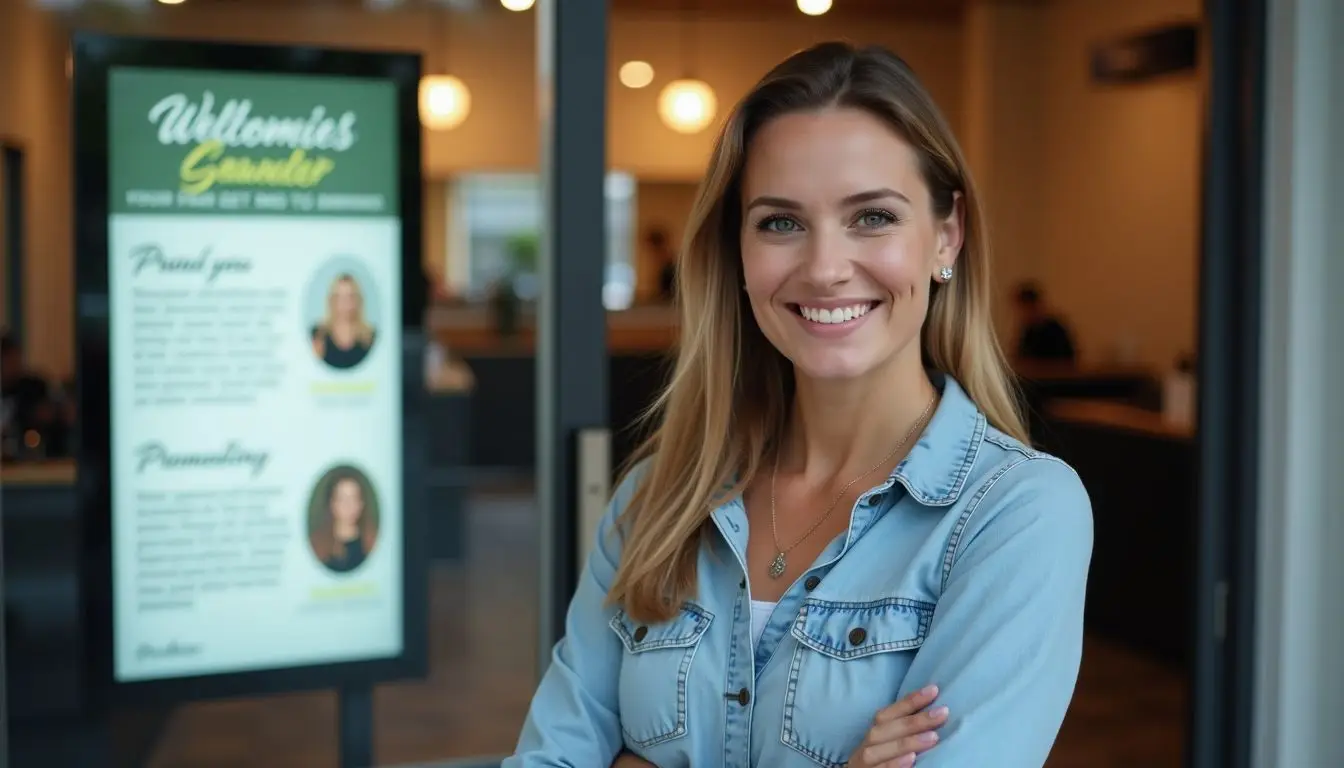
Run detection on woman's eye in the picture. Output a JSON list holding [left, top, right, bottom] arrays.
[[758, 215, 801, 234], [856, 209, 898, 228]]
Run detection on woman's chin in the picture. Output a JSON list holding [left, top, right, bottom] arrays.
[[789, 351, 884, 383]]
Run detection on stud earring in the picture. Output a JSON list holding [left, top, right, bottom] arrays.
[[938, 266, 954, 281]]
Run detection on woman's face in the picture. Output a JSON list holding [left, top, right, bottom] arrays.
[[330, 478, 365, 525], [331, 279, 361, 321], [738, 107, 961, 382]]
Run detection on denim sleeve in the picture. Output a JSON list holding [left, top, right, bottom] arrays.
[[501, 467, 645, 768], [897, 457, 1094, 768]]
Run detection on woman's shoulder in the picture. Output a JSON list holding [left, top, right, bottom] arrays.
[[599, 454, 702, 541], [954, 426, 1093, 551], [609, 456, 655, 515]]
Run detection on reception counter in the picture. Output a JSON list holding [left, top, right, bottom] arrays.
[[1047, 398, 1193, 441], [424, 302, 678, 471], [428, 302, 679, 355], [1043, 399, 1195, 668], [2, 460, 77, 487]]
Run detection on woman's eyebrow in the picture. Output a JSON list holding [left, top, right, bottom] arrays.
[[744, 187, 910, 214]]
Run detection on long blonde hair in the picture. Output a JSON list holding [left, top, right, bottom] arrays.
[[317, 273, 375, 347], [609, 42, 1027, 624]]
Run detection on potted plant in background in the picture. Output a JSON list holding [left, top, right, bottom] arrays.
[[491, 231, 539, 339]]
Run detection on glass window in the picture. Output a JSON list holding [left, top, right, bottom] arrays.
[[445, 170, 637, 309]]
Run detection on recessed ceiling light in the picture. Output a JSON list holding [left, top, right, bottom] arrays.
[[797, 0, 832, 15], [500, 0, 535, 10], [157, 0, 188, 5]]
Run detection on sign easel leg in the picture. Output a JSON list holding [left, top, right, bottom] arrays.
[[338, 685, 373, 768]]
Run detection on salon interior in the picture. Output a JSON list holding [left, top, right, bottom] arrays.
[[0, 0, 1257, 765]]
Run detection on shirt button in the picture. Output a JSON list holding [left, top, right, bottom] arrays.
[[736, 687, 750, 706], [804, 575, 821, 591], [848, 627, 868, 646], [633, 626, 648, 642]]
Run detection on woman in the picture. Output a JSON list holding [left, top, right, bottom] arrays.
[[311, 273, 376, 370], [506, 42, 1092, 768], [310, 471, 377, 574]]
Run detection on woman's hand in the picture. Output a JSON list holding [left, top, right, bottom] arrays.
[[847, 684, 949, 768], [611, 751, 658, 768]]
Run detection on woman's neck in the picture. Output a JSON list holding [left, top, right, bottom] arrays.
[[333, 520, 359, 542], [782, 355, 937, 483], [329, 320, 358, 347]]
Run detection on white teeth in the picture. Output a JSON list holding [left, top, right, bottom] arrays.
[[798, 303, 873, 325]]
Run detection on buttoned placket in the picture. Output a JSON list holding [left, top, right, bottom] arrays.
[[749, 480, 896, 674], [711, 500, 755, 768], [710, 478, 900, 768]]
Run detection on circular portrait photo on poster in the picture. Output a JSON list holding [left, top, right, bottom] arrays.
[[305, 256, 382, 371], [306, 464, 381, 575]]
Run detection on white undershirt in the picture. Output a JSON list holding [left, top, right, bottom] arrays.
[[750, 599, 777, 647]]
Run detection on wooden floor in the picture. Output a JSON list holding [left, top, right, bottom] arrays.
[[143, 489, 1186, 768]]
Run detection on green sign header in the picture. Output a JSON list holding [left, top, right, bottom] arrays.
[[109, 67, 399, 217]]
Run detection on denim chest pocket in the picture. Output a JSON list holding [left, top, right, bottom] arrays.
[[781, 597, 934, 768], [609, 603, 713, 749]]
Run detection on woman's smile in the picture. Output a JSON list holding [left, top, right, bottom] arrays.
[[786, 299, 883, 337]]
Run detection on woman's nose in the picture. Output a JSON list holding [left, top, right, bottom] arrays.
[[799, 229, 855, 288]]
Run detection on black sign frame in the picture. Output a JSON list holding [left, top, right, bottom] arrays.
[[72, 32, 428, 708]]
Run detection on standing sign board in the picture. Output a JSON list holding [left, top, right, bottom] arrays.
[[73, 34, 426, 703]]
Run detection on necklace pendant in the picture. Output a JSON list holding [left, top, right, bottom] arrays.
[[768, 552, 787, 579]]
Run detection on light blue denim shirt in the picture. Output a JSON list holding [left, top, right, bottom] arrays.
[[505, 376, 1094, 768]]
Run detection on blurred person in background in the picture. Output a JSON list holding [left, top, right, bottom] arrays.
[[647, 227, 678, 303], [1, 332, 58, 458], [1013, 282, 1077, 365]]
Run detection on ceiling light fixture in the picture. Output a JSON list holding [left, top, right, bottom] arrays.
[[657, 79, 716, 134], [500, 0, 535, 10], [659, 1, 715, 133], [419, 75, 471, 131], [797, 0, 832, 15], [618, 61, 654, 89], [420, 4, 471, 131]]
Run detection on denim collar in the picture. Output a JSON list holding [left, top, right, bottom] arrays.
[[712, 373, 987, 509], [886, 373, 985, 507]]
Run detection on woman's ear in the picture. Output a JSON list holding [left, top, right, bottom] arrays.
[[936, 191, 966, 269]]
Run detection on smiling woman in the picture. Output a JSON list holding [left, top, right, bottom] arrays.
[[739, 106, 966, 385], [505, 41, 1093, 768]]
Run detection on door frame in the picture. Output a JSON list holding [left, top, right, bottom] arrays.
[[534, 0, 611, 669], [1251, 0, 1344, 765], [1191, 0, 1267, 766]]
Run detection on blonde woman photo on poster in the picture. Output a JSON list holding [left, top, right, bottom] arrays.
[[310, 271, 377, 370]]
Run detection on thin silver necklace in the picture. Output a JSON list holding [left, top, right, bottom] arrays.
[[767, 393, 937, 580]]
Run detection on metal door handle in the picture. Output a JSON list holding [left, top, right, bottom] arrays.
[[575, 428, 611, 579]]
